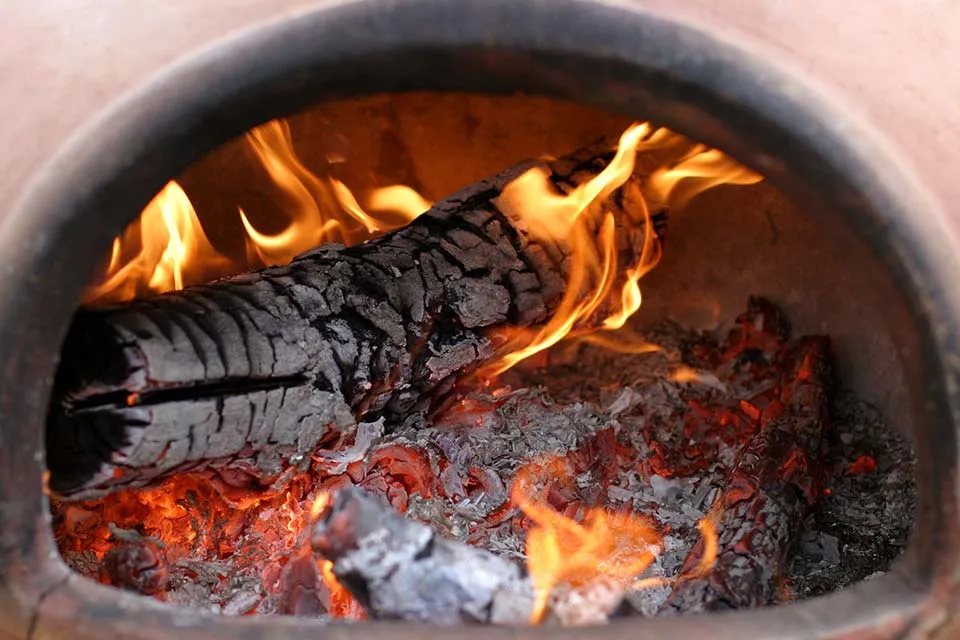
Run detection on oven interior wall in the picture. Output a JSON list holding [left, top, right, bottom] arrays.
[[176, 92, 915, 435]]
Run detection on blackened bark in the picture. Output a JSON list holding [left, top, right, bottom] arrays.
[[659, 336, 832, 614], [310, 486, 534, 625], [47, 141, 662, 499]]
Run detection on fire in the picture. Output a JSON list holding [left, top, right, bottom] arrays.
[[318, 559, 364, 618], [686, 514, 720, 579], [480, 123, 761, 376], [86, 119, 431, 304], [86, 118, 758, 383], [55, 472, 367, 618], [649, 145, 763, 207], [309, 491, 332, 520], [510, 454, 722, 623], [510, 460, 662, 623], [239, 119, 429, 266], [84, 181, 230, 304], [367, 184, 434, 220], [308, 492, 365, 618]]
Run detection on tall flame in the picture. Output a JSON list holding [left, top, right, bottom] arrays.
[[83, 181, 230, 305], [481, 124, 654, 376], [480, 123, 761, 376], [240, 120, 429, 266]]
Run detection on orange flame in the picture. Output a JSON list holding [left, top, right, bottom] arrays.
[[480, 123, 761, 376], [482, 124, 655, 376], [686, 514, 720, 579], [240, 120, 429, 266], [649, 145, 763, 207], [309, 491, 332, 521], [318, 558, 365, 619], [85, 119, 431, 304], [511, 461, 662, 623], [367, 185, 434, 220], [84, 181, 230, 304]]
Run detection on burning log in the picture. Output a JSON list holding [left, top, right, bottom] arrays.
[[47, 135, 664, 500], [659, 335, 832, 614], [310, 486, 535, 625]]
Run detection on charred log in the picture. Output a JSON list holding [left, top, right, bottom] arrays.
[[48, 142, 664, 500], [310, 486, 534, 625], [659, 335, 832, 614]]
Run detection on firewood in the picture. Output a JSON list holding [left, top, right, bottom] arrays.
[[310, 486, 535, 625], [658, 335, 832, 614], [47, 140, 665, 500]]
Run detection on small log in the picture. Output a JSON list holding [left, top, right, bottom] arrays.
[[659, 335, 832, 614], [310, 486, 534, 625], [47, 140, 664, 499]]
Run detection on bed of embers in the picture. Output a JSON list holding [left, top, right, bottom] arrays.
[[46, 119, 915, 626], [50, 298, 915, 625]]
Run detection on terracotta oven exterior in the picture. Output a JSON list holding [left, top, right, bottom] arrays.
[[2, 2, 960, 639]]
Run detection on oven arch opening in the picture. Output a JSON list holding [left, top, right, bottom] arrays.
[[2, 1, 956, 638]]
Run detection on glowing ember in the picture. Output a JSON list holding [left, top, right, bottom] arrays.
[[49, 295, 907, 624]]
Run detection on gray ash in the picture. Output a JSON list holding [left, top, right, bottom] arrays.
[[787, 392, 915, 598]]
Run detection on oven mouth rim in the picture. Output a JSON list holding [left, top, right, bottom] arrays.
[[2, 0, 955, 637]]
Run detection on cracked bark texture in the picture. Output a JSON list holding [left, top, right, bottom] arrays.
[[659, 336, 832, 614], [47, 140, 662, 500]]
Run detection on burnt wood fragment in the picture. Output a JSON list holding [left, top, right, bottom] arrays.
[[277, 551, 326, 617], [47, 141, 663, 500], [659, 335, 832, 614], [310, 486, 534, 625], [100, 541, 168, 595]]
